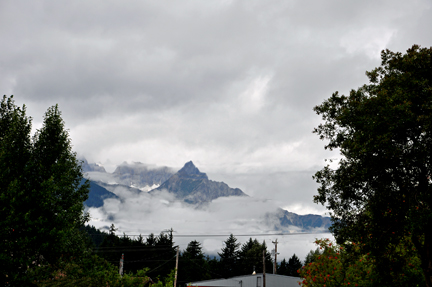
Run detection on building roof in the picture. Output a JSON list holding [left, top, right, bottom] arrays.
[[188, 273, 302, 287]]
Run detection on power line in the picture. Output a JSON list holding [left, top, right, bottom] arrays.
[[102, 232, 324, 238]]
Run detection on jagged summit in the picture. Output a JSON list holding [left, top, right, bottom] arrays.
[[152, 161, 246, 203], [178, 161, 208, 180], [81, 158, 106, 173]]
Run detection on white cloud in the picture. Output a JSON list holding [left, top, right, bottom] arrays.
[[340, 28, 396, 59], [239, 75, 272, 113], [87, 185, 329, 260], [2, 0, 432, 261]]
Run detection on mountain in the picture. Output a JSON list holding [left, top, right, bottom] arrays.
[[83, 161, 175, 192], [83, 179, 119, 208], [82, 159, 331, 231], [81, 158, 106, 173], [112, 162, 174, 191], [279, 209, 332, 229], [151, 161, 246, 204]]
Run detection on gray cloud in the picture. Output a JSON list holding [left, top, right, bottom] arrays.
[[86, 184, 327, 261], [2, 0, 432, 260]]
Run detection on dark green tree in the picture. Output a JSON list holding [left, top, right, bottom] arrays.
[[287, 254, 302, 277], [237, 238, 272, 276], [179, 240, 210, 285], [278, 255, 302, 277], [218, 234, 240, 278], [0, 95, 33, 285], [303, 247, 322, 265], [313, 45, 432, 286], [277, 258, 289, 275], [0, 96, 90, 285], [148, 230, 176, 279], [81, 224, 108, 248]]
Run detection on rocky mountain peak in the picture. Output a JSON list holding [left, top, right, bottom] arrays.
[[80, 157, 106, 173], [178, 161, 208, 180]]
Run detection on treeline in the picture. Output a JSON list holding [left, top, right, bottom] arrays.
[[83, 224, 303, 286], [1, 96, 174, 286], [1, 95, 303, 286]]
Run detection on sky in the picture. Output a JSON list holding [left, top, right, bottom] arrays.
[[2, 0, 432, 262]]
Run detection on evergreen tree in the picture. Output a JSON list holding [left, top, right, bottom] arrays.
[[146, 233, 156, 246], [179, 240, 210, 286], [81, 224, 108, 248], [149, 230, 176, 279], [218, 234, 240, 278], [287, 254, 302, 277], [277, 258, 289, 275], [304, 247, 322, 265], [0, 96, 90, 285], [237, 238, 272, 276]]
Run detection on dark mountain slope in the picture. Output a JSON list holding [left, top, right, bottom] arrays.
[[83, 179, 119, 208], [151, 161, 246, 203]]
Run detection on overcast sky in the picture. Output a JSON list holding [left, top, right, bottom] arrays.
[[2, 0, 432, 261]]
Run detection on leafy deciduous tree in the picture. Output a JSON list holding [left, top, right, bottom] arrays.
[[299, 238, 423, 287], [313, 45, 432, 285]]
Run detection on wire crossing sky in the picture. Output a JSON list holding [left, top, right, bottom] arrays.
[[2, 0, 431, 261]]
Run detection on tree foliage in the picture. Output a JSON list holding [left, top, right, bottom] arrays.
[[287, 254, 302, 277], [313, 45, 432, 285], [179, 240, 211, 284], [304, 248, 323, 266], [299, 239, 373, 287], [299, 238, 423, 287], [218, 233, 240, 278], [88, 226, 177, 280], [237, 238, 273, 276], [0, 96, 90, 285], [278, 254, 302, 277]]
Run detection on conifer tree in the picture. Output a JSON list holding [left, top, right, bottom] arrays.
[[287, 254, 302, 277], [237, 238, 272, 276], [0, 96, 89, 285], [218, 234, 240, 278]]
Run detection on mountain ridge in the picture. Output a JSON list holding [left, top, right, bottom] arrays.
[[82, 159, 331, 231], [151, 161, 247, 204]]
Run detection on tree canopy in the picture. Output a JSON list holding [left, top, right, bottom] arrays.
[[218, 233, 240, 278], [313, 45, 432, 285], [278, 254, 302, 277], [0, 96, 89, 285]]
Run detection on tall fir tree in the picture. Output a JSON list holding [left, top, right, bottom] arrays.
[[0, 96, 90, 285], [287, 254, 302, 277], [218, 234, 240, 278], [179, 240, 210, 286], [237, 238, 272, 276]]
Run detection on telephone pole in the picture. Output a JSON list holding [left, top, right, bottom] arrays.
[[119, 253, 124, 277], [272, 239, 279, 274], [263, 250, 266, 287], [174, 246, 179, 287]]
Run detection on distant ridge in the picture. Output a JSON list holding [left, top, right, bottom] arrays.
[[151, 161, 246, 203], [83, 179, 119, 208], [279, 209, 332, 229], [113, 162, 174, 187], [81, 158, 106, 173], [83, 159, 331, 231]]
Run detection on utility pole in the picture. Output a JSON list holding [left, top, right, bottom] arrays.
[[272, 239, 279, 274], [174, 246, 179, 287], [263, 250, 266, 287], [119, 253, 124, 277]]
